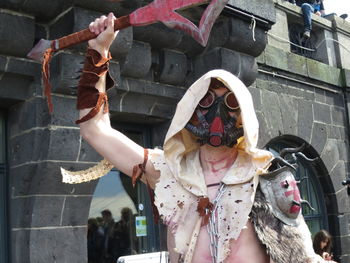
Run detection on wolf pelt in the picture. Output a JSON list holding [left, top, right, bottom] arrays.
[[250, 188, 325, 263]]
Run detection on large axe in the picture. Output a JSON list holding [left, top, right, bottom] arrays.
[[27, 0, 229, 113]]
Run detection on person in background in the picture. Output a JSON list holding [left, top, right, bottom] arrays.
[[292, 0, 347, 38], [296, 0, 325, 38], [313, 230, 338, 262]]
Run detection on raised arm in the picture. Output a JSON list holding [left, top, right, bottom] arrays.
[[77, 13, 159, 180]]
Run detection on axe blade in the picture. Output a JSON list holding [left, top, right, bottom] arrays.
[[27, 39, 53, 62]]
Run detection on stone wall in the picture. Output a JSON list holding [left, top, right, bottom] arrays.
[[1, 0, 349, 262], [0, 0, 279, 262]]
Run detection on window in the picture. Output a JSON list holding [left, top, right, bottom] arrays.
[[265, 136, 328, 235], [87, 123, 166, 262], [0, 111, 9, 263]]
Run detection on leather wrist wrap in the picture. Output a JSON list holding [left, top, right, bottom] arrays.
[[75, 48, 115, 124]]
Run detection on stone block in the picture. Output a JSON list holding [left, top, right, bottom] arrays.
[[310, 122, 327, 154], [121, 41, 152, 78], [307, 59, 343, 86], [315, 89, 326, 103], [0, 12, 35, 57], [314, 29, 337, 67], [133, 23, 183, 50], [158, 49, 187, 86], [224, 17, 268, 57], [227, 0, 276, 24], [8, 128, 80, 166], [279, 93, 298, 135], [330, 161, 347, 193], [193, 48, 257, 87], [79, 138, 102, 162], [268, 9, 290, 52], [28, 227, 87, 263], [11, 196, 64, 228], [343, 69, 350, 88], [61, 196, 92, 226], [313, 102, 331, 124], [247, 86, 262, 110], [11, 230, 30, 263], [326, 188, 350, 214], [109, 27, 133, 61], [321, 139, 340, 173], [261, 89, 284, 137], [49, 7, 102, 51], [287, 52, 308, 77], [2, 0, 72, 21], [327, 214, 350, 237], [0, 73, 33, 103], [7, 96, 78, 136], [119, 77, 185, 101], [332, 107, 346, 126], [265, 45, 288, 71], [325, 91, 345, 108], [255, 111, 273, 148], [10, 161, 98, 196]]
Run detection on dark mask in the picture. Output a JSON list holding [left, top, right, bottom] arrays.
[[185, 91, 244, 147]]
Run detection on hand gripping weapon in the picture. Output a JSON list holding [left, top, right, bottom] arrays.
[[27, 0, 229, 112]]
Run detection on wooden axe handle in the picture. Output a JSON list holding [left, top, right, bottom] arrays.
[[57, 15, 131, 50]]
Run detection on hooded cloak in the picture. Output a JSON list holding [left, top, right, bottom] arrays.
[[147, 70, 273, 262]]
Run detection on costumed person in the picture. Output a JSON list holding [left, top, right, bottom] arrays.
[[61, 13, 331, 263], [313, 230, 338, 262]]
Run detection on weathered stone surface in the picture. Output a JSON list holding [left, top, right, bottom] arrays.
[[326, 91, 345, 108], [343, 69, 350, 88], [158, 49, 187, 86], [261, 89, 284, 137], [133, 23, 183, 50], [121, 41, 152, 78], [307, 58, 343, 86], [227, 0, 276, 24], [9, 128, 80, 166], [192, 47, 257, 87], [223, 17, 268, 57], [279, 93, 298, 135], [255, 111, 273, 147], [330, 161, 347, 193], [310, 122, 327, 154], [11, 196, 65, 228], [1, 0, 72, 21], [61, 196, 92, 226], [247, 86, 262, 110], [268, 9, 290, 52], [287, 52, 308, 77], [0, 12, 35, 57], [10, 162, 98, 196], [328, 214, 350, 237], [332, 107, 346, 126], [313, 102, 331, 124], [321, 139, 341, 173], [265, 45, 288, 72], [315, 89, 326, 103], [49, 7, 102, 51], [79, 138, 102, 162], [29, 227, 87, 262]]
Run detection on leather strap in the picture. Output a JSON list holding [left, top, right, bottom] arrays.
[[75, 48, 114, 124]]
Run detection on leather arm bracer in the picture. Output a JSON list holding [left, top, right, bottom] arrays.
[[75, 48, 115, 124]]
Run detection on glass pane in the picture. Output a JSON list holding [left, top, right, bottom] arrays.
[[88, 171, 139, 262]]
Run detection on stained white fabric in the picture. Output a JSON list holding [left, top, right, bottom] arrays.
[[147, 70, 273, 262]]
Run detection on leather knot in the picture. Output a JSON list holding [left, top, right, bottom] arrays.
[[131, 149, 149, 187], [197, 197, 214, 226]]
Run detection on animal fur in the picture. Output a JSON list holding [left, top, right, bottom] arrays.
[[250, 188, 309, 263]]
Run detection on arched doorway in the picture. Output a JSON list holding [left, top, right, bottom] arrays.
[[87, 123, 166, 263]]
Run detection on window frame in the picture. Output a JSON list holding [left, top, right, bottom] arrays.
[[0, 110, 9, 263]]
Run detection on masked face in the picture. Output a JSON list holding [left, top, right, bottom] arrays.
[[185, 78, 244, 147]]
